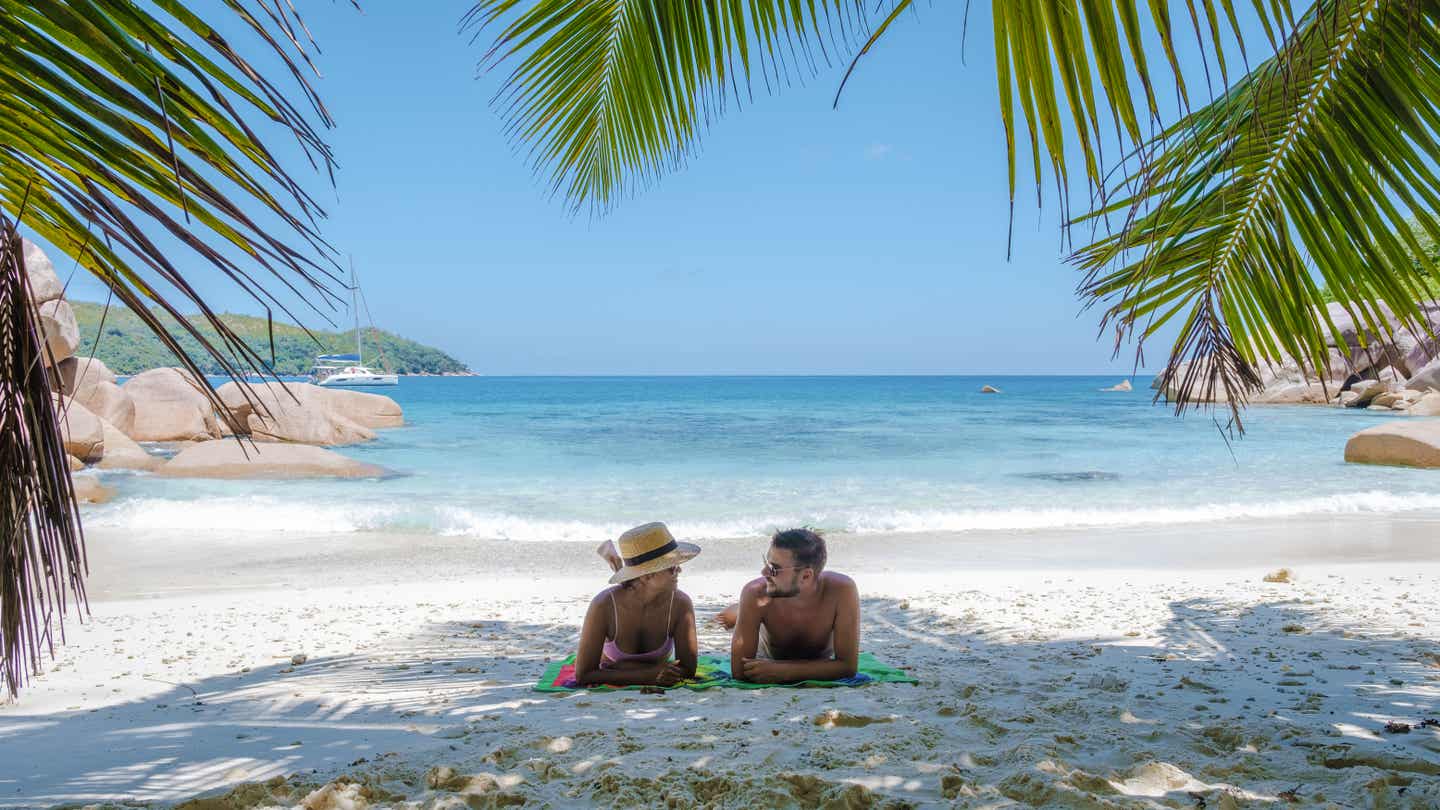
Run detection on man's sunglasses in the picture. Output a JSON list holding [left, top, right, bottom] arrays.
[[761, 558, 807, 577]]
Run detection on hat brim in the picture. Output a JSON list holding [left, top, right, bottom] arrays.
[[608, 541, 701, 584]]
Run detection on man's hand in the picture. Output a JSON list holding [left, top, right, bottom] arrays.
[[653, 661, 686, 686], [739, 658, 789, 684]]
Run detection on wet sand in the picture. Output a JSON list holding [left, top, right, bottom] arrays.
[[1, 516, 1437, 807]]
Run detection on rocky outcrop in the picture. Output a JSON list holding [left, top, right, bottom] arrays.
[[37, 300, 79, 365], [54, 357, 136, 434], [22, 239, 65, 304], [157, 441, 387, 479], [322, 387, 403, 429], [71, 473, 114, 504], [123, 367, 221, 441], [1102, 380, 1133, 392], [981, 385, 1001, 394], [1344, 421, 1440, 468], [215, 382, 378, 445], [52, 395, 104, 462], [1162, 301, 1440, 414], [95, 419, 162, 471]]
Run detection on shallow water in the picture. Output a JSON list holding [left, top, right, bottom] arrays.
[[87, 375, 1440, 541]]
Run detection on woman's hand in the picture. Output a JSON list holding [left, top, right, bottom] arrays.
[[653, 661, 686, 686]]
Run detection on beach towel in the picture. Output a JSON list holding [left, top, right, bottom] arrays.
[[533, 652, 917, 692]]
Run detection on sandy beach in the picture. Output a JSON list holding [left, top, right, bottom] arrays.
[[1, 516, 1437, 808]]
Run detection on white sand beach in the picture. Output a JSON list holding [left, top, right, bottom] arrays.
[[2, 516, 1438, 808]]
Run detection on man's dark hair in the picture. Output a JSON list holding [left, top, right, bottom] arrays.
[[772, 527, 826, 572]]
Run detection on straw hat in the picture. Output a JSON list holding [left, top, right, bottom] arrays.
[[608, 522, 700, 584]]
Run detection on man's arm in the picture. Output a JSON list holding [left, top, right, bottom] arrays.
[[729, 580, 764, 681], [740, 576, 860, 683]]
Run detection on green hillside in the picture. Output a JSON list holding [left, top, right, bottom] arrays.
[[71, 301, 472, 376]]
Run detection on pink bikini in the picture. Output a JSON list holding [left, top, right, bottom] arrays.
[[601, 590, 674, 666]]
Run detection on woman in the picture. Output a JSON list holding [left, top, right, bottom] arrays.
[[575, 522, 699, 687]]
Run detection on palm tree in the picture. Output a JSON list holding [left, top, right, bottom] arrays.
[[467, 0, 1440, 419], [0, 3, 347, 696]]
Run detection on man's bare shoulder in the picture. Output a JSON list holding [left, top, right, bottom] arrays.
[[739, 577, 768, 604], [820, 572, 857, 599]]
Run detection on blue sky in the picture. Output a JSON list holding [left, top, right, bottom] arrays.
[[61, 3, 1192, 375]]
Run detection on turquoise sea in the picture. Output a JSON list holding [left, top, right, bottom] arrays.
[[87, 376, 1440, 541]]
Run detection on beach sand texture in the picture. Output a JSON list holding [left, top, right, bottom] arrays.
[[1, 521, 1438, 808]]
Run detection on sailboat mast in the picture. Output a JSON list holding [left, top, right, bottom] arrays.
[[349, 257, 361, 364]]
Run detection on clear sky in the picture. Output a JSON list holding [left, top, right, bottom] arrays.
[[62, 2, 1193, 376]]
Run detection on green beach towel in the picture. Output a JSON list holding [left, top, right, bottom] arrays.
[[534, 652, 917, 692]]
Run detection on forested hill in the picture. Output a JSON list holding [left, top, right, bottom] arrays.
[[71, 301, 472, 376]]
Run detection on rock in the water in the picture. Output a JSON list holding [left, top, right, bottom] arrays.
[[1102, 380, 1133, 392], [215, 381, 378, 445], [318, 387, 403, 429], [1407, 354, 1440, 394], [37, 300, 79, 365], [51, 395, 104, 462], [53, 356, 117, 391], [1407, 391, 1440, 417], [22, 240, 65, 304], [95, 418, 162, 471], [74, 379, 135, 436], [67, 455, 84, 472], [981, 385, 1001, 394], [123, 368, 221, 441], [1346, 378, 1392, 407], [157, 441, 387, 479], [1345, 420, 1440, 468], [55, 357, 134, 434], [71, 473, 114, 504]]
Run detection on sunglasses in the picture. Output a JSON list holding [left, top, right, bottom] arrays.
[[761, 557, 807, 577]]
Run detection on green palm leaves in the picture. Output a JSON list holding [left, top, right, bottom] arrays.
[[1077, 0, 1440, 421], [0, 1, 341, 695], [472, 0, 1440, 428], [466, 1, 878, 214]]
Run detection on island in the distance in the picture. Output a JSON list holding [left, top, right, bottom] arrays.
[[71, 301, 474, 376]]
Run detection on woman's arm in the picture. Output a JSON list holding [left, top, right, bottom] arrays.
[[672, 591, 698, 678]]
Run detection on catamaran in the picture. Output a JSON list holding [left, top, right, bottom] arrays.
[[307, 261, 398, 387]]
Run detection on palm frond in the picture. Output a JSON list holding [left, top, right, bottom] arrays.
[[0, 1, 345, 695], [0, 224, 85, 698], [465, 0, 896, 215], [1073, 0, 1440, 428]]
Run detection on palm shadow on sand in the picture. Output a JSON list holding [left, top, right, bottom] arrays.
[[0, 596, 1435, 808]]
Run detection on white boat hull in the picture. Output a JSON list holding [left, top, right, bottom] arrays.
[[318, 372, 398, 387]]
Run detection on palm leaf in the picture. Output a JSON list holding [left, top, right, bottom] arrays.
[[466, 0, 892, 215], [1073, 0, 1440, 428], [0, 1, 346, 695]]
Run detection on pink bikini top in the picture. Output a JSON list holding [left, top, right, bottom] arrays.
[[601, 590, 674, 666]]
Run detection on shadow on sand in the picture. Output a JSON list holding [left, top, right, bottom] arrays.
[[1, 594, 1437, 808]]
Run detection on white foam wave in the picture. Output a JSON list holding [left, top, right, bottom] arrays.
[[84, 491, 1440, 540]]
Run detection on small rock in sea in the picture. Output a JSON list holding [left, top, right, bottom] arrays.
[[291, 653, 308, 666], [1384, 721, 1412, 734], [981, 385, 1001, 394], [1282, 623, 1306, 634], [1263, 568, 1293, 583]]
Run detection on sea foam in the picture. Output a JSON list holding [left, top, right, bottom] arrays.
[[85, 490, 1440, 540]]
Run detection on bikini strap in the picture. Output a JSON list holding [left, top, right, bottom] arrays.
[[610, 590, 619, 640], [666, 590, 674, 632]]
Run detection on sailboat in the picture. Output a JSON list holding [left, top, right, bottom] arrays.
[[307, 261, 398, 387]]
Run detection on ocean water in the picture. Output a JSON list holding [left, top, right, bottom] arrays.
[[87, 376, 1440, 541]]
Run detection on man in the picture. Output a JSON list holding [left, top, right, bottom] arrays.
[[730, 528, 859, 683]]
